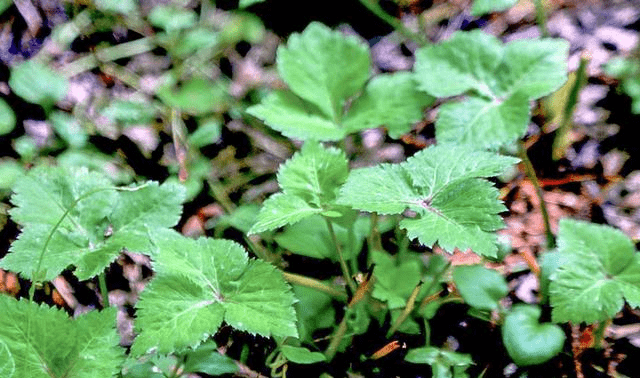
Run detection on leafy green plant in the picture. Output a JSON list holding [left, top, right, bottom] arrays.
[[604, 53, 640, 114]]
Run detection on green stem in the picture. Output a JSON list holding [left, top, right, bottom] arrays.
[[552, 52, 589, 160], [325, 218, 358, 295], [368, 212, 383, 253], [518, 142, 555, 249], [324, 306, 351, 360], [98, 272, 110, 308], [358, 0, 428, 47], [592, 320, 610, 350], [61, 37, 155, 77], [418, 261, 451, 310], [533, 0, 548, 37], [281, 272, 348, 301], [387, 280, 423, 337]]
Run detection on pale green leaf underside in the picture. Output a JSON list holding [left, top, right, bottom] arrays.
[[277, 22, 370, 120], [471, 0, 517, 16], [1, 166, 184, 281], [338, 144, 517, 256], [132, 230, 297, 355], [343, 72, 434, 138], [0, 295, 123, 378], [414, 30, 568, 149], [550, 219, 640, 323]]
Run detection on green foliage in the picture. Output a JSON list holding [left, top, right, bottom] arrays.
[[414, 30, 568, 149], [453, 265, 508, 311], [338, 144, 518, 257], [0, 339, 15, 378], [9, 60, 69, 109], [249, 141, 350, 234], [131, 229, 297, 356], [248, 22, 433, 141], [405, 346, 473, 378], [549, 219, 640, 323], [0, 98, 15, 135], [0, 165, 184, 282], [181, 341, 239, 375], [502, 304, 566, 366], [604, 56, 640, 114], [280, 345, 327, 364], [471, 0, 517, 16], [0, 295, 124, 378]]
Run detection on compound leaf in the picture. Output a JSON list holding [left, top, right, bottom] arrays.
[[250, 141, 348, 234], [131, 230, 297, 356], [550, 219, 640, 323], [338, 144, 518, 256], [343, 72, 434, 138], [276, 22, 370, 120], [414, 30, 568, 149], [0, 295, 124, 378], [1, 166, 184, 282]]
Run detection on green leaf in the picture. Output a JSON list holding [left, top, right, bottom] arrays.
[[338, 144, 518, 256], [277, 22, 370, 120], [281, 345, 326, 364], [189, 119, 221, 148], [1, 166, 184, 281], [1, 0, 12, 14], [343, 72, 434, 138], [550, 219, 640, 323], [131, 230, 297, 356], [94, 0, 136, 14], [158, 77, 228, 115], [9, 60, 68, 107], [293, 284, 336, 342], [471, 0, 518, 16], [0, 339, 15, 378], [250, 141, 349, 234], [371, 250, 426, 309], [100, 100, 158, 126], [148, 5, 197, 32], [453, 265, 508, 310], [0, 98, 15, 135], [405, 347, 472, 378], [0, 159, 24, 193], [182, 340, 239, 375], [502, 304, 565, 366], [0, 295, 124, 378], [414, 30, 568, 149], [247, 90, 345, 141], [50, 111, 88, 148]]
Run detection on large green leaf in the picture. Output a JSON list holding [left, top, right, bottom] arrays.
[[414, 30, 568, 149], [9, 60, 69, 107], [0, 295, 124, 378], [131, 229, 297, 356], [550, 219, 640, 323], [338, 144, 518, 256], [1, 166, 184, 281], [343, 72, 434, 138], [249, 141, 349, 234], [276, 22, 370, 120], [0, 339, 15, 378]]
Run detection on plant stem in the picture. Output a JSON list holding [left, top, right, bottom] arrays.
[[325, 218, 358, 295], [358, 0, 428, 47], [61, 37, 155, 77], [98, 272, 110, 307], [418, 261, 451, 310], [387, 280, 423, 337], [518, 142, 555, 249], [281, 272, 348, 301], [533, 0, 548, 37], [553, 52, 590, 160], [324, 306, 351, 360], [368, 212, 383, 252]]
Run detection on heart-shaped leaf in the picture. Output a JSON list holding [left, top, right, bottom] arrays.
[[453, 264, 508, 311], [502, 304, 565, 366]]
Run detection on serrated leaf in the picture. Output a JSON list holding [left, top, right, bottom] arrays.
[[550, 219, 640, 323], [1, 166, 184, 281], [9, 60, 69, 107], [0, 339, 15, 378], [502, 304, 565, 366], [453, 265, 508, 311], [414, 30, 568, 149], [0, 295, 124, 378], [371, 250, 428, 309], [131, 230, 297, 356], [343, 72, 434, 138], [338, 144, 518, 256], [471, 0, 518, 16], [277, 22, 370, 120], [281, 345, 326, 364], [246, 90, 346, 141], [250, 141, 349, 234]]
